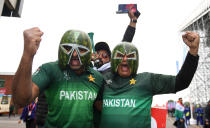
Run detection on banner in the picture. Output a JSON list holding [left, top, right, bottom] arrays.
[[151, 107, 167, 128], [0, 94, 12, 113], [0, 88, 6, 94]]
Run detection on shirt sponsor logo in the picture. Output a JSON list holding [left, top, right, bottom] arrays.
[[60, 90, 97, 100], [103, 99, 136, 108], [106, 79, 112, 84]]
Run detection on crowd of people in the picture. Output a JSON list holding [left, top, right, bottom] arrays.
[[170, 98, 210, 128], [9, 6, 206, 128]]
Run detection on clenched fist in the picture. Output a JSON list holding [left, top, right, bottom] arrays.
[[182, 31, 200, 56], [23, 27, 44, 57]]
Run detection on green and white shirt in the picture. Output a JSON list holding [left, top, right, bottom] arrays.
[[101, 72, 176, 128], [32, 61, 104, 128], [174, 101, 184, 119]]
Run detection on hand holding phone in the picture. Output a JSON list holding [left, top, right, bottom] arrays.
[[116, 4, 140, 18]]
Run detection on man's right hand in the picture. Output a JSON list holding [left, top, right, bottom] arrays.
[[23, 27, 44, 57], [18, 120, 21, 124]]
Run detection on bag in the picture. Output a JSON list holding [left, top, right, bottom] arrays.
[[173, 120, 178, 126], [25, 113, 31, 121]]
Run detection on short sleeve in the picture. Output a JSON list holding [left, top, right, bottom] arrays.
[[32, 65, 51, 94]]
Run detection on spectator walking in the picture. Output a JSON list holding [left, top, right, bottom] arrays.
[[184, 104, 191, 125], [204, 100, 210, 128], [8, 100, 15, 118], [35, 93, 48, 128], [195, 104, 204, 126], [18, 98, 38, 128], [175, 98, 185, 128]]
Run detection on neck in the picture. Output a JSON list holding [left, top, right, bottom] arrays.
[[74, 68, 85, 75]]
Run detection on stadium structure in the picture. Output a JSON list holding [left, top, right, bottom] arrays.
[[179, 0, 210, 106]]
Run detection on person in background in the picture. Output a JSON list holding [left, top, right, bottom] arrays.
[[204, 100, 210, 128], [8, 100, 15, 118], [184, 104, 191, 125], [18, 98, 38, 128], [195, 104, 204, 126], [35, 93, 48, 128], [175, 98, 186, 128], [92, 7, 140, 75]]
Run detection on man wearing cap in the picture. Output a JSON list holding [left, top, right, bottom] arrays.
[[92, 8, 139, 75]]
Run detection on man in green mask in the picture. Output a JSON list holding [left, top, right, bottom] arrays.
[[12, 28, 104, 128], [100, 31, 200, 128]]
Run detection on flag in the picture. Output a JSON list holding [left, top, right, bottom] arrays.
[[151, 107, 167, 128]]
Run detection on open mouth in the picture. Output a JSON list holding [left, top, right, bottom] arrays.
[[120, 63, 130, 72], [70, 58, 81, 66]]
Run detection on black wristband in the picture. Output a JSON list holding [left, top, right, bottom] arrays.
[[131, 19, 137, 23]]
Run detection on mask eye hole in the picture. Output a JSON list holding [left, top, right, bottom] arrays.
[[116, 53, 124, 58], [127, 53, 135, 58], [78, 47, 88, 54], [63, 45, 72, 52]]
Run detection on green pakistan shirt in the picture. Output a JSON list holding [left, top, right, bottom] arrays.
[[32, 61, 104, 128], [101, 72, 176, 128]]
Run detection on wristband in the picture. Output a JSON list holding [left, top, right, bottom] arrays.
[[131, 19, 137, 23]]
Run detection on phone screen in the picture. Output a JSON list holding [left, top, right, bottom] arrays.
[[116, 4, 137, 14]]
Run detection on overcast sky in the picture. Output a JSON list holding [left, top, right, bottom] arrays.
[[0, 0, 203, 105]]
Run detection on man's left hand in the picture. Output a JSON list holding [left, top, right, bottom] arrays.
[[182, 31, 200, 56]]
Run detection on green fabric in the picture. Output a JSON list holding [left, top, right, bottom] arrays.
[[101, 72, 176, 128], [174, 109, 184, 119], [174, 102, 184, 119], [32, 61, 103, 128]]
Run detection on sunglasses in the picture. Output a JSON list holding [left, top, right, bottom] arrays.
[[96, 52, 108, 59]]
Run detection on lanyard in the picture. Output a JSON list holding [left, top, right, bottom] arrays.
[[28, 103, 36, 111]]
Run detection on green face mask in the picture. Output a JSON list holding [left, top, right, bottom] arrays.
[[111, 42, 139, 75], [58, 30, 92, 69]]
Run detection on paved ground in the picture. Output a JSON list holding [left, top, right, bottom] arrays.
[[166, 116, 203, 128], [0, 114, 25, 128], [0, 114, 205, 128]]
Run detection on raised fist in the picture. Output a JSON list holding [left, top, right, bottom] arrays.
[[23, 27, 44, 57], [182, 31, 200, 56]]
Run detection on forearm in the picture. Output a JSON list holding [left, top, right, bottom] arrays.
[[12, 54, 34, 107], [129, 21, 137, 28], [122, 25, 136, 42], [175, 52, 199, 92]]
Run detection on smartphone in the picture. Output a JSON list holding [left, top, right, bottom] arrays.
[[116, 4, 137, 14]]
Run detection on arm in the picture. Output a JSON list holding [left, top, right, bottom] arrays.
[[122, 8, 140, 42], [175, 32, 200, 92], [205, 106, 210, 120], [12, 27, 44, 107], [20, 107, 27, 121], [94, 80, 105, 111]]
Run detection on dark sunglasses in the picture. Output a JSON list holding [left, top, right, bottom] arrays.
[[96, 52, 108, 59]]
